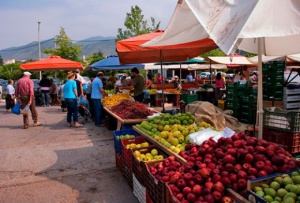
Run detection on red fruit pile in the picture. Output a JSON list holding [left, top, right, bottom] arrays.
[[110, 100, 154, 119], [148, 133, 300, 202]]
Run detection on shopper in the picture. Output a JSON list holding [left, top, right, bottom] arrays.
[[15, 71, 42, 129], [174, 76, 182, 91], [49, 79, 58, 105], [75, 69, 85, 84], [58, 80, 67, 112], [62, 72, 83, 128], [215, 72, 225, 101], [130, 68, 145, 102], [186, 72, 194, 83], [91, 72, 106, 127], [86, 75, 95, 119], [242, 66, 250, 81], [5, 80, 15, 111], [39, 74, 51, 107], [145, 74, 153, 90]]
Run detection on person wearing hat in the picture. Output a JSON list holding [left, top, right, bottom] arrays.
[[15, 71, 42, 129], [174, 76, 182, 90]]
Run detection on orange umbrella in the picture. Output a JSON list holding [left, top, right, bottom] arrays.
[[116, 30, 217, 64], [20, 55, 84, 71]]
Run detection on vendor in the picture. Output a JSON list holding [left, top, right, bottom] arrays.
[[130, 68, 145, 102], [115, 76, 126, 93], [242, 66, 250, 81], [145, 74, 153, 90], [215, 72, 225, 100], [174, 76, 182, 90]]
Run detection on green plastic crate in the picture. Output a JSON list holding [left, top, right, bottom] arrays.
[[180, 94, 198, 104]]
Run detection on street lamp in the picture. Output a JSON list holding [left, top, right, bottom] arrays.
[[38, 21, 41, 79]]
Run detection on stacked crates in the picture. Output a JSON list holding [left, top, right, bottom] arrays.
[[226, 82, 255, 122], [262, 61, 285, 101]]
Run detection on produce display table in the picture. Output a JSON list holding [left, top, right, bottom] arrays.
[[104, 106, 148, 130], [133, 126, 187, 165], [148, 93, 180, 107]]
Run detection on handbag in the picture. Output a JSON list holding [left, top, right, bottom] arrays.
[[11, 103, 21, 115]]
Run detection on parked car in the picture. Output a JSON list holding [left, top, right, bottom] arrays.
[[0, 80, 8, 93], [200, 72, 211, 79]]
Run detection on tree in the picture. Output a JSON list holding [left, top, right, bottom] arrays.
[[0, 63, 25, 80], [44, 27, 82, 62], [0, 54, 3, 66], [116, 5, 160, 41]]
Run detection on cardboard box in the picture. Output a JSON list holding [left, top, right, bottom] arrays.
[[263, 101, 284, 109]]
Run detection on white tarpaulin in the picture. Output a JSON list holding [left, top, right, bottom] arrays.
[[188, 64, 227, 70], [143, 63, 188, 70], [208, 56, 253, 65], [287, 54, 300, 63], [143, 0, 300, 139]]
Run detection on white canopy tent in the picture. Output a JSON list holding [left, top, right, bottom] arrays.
[[143, 0, 300, 139], [208, 56, 253, 65]]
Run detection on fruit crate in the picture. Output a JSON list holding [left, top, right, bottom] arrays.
[[263, 127, 300, 154], [145, 160, 167, 203], [133, 174, 146, 203], [180, 94, 198, 104], [115, 150, 123, 174], [263, 107, 300, 132], [123, 164, 133, 190], [165, 183, 180, 203], [132, 146, 166, 186], [146, 191, 154, 203], [121, 137, 146, 169], [113, 129, 140, 155]]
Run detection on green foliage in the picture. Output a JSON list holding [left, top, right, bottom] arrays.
[[116, 5, 160, 41], [0, 54, 3, 66], [0, 63, 25, 80], [200, 49, 226, 58], [44, 27, 82, 61]]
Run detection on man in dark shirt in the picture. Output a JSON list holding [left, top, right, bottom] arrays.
[[130, 68, 145, 102]]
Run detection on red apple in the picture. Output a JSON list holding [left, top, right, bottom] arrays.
[[257, 170, 268, 177], [183, 186, 192, 195], [176, 193, 184, 201], [245, 154, 254, 163], [237, 179, 247, 189], [187, 193, 197, 202], [213, 181, 225, 192], [193, 184, 203, 195], [237, 171, 247, 179], [255, 161, 265, 170], [183, 173, 193, 181], [223, 154, 235, 163], [222, 196, 234, 203], [234, 163, 242, 172], [213, 190, 223, 201], [177, 179, 186, 188], [248, 167, 258, 176]]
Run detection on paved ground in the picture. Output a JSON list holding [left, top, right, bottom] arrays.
[[0, 100, 139, 203]]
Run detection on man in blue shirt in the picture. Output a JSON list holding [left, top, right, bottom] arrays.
[[91, 72, 106, 127], [186, 72, 193, 83]]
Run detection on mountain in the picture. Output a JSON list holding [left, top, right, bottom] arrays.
[[0, 36, 117, 61]]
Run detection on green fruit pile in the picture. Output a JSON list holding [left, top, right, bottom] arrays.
[[116, 134, 136, 140], [254, 171, 300, 203], [135, 112, 213, 153], [133, 148, 164, 162], [145, 89, 157, 94]]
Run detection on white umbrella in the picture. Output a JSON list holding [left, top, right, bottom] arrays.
[[143, 0, 300, 138]]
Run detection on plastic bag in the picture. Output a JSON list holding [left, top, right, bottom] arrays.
[[188, 128, 223, 146], [20, 104, 30, 115], [11, 103, 21, 115]]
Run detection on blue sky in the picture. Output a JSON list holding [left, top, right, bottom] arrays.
[[0, 0, 176, 50]]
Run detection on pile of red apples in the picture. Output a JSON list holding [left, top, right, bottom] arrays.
[[148, 132, 300, 203]]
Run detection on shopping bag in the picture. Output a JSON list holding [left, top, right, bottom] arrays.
[[11, 103, 21, 115], [20, 104, 30, 115]]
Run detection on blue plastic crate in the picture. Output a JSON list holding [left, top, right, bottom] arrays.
[[113, 129, 140, 155]]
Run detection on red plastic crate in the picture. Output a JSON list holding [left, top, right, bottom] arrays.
[[121, 137, 146, 169], [115, 151, 123, 174], [146, 191, 154, 203], [145, 160, 167, 203], [132, 146, 165, 186], [263, 127, 300, 154]]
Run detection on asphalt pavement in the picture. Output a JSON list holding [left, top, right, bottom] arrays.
[[0, 100, 139, 203]]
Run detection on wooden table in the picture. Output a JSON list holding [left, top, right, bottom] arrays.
[[104, 106, 148, 130], [148, 93, 180, 107], [133, 126, 187, 165]]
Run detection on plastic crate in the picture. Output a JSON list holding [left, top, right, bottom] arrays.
[[133, 174, 146, 203], [145, 160, 167, 203], [123, 164, 133, 190], [132, 146, 166, 186], [115, 151, 123, 173], [180, 94, 198, 104], [263, 107, 300, 132], [121, 137, 146, 169], [146, 191, 154, 203], [113, 129, 140, 155], [263, 127, 300, 154]]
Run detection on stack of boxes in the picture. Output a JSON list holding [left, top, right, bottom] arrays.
[[284, 84, 300, 110], [226, 82, 257, 124], [262, 61, 285, 101]]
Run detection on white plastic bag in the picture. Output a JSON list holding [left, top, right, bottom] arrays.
[[188, 128, 223, 146], [20, 104, 30, 115]]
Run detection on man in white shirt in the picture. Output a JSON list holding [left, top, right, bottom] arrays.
[[75, 69, 85, 84], [5, 80, 15, 110]]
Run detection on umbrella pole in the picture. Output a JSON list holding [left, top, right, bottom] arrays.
[[160, 50, 165, 112], [210, 59, 212, 84], [180, 64, 182, 84], [257, 38, 263, 139]]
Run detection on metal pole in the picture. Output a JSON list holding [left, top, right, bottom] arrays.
[[38, 21, 42, 80], [257, 38, 264, 139]]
